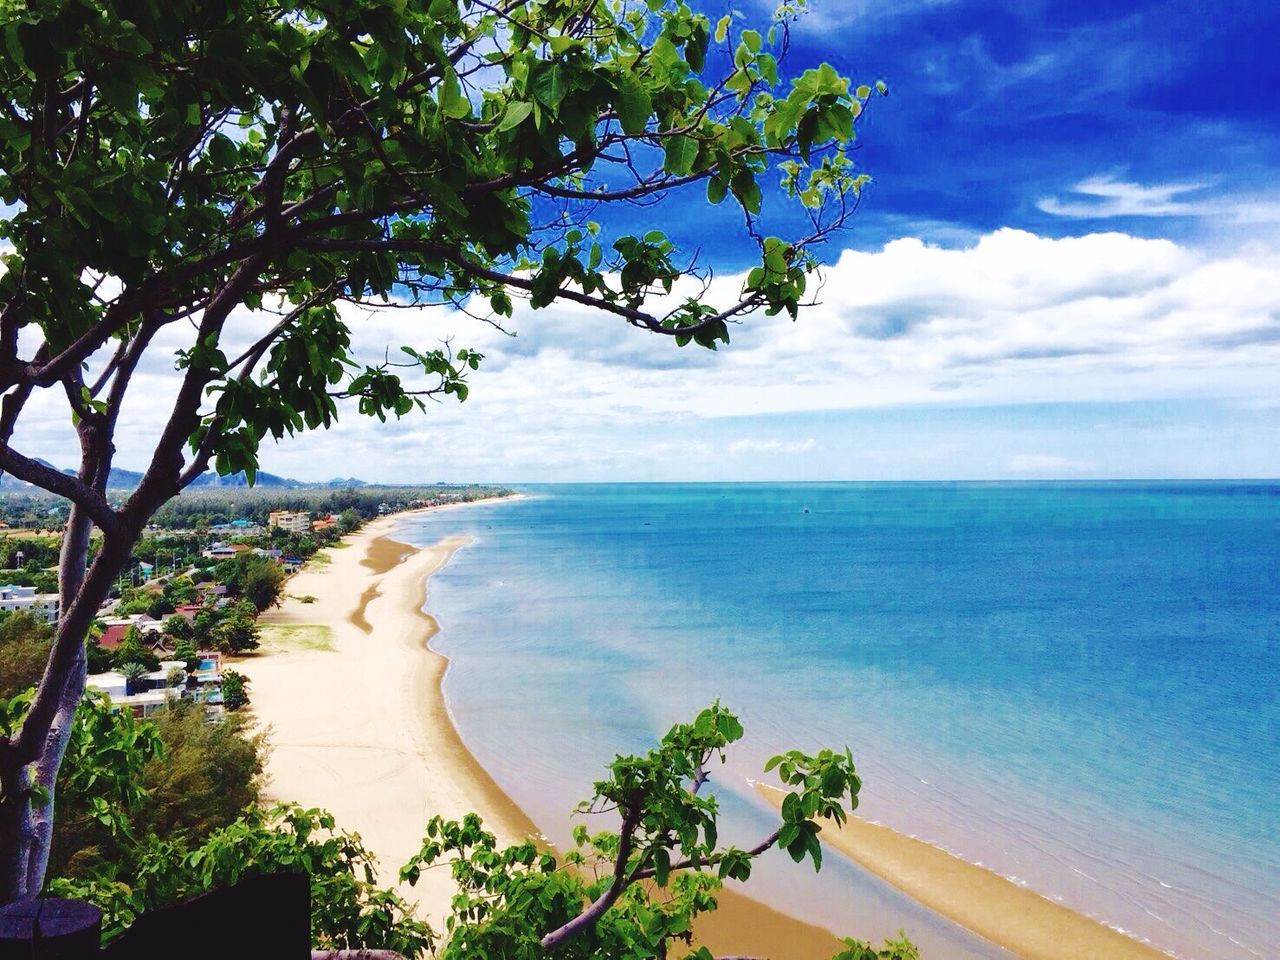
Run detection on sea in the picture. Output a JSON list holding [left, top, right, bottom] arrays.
[[392, 482, 1279, 960]]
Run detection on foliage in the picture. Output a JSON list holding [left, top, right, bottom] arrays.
[[212, 603, 260, 654], [85, 637, 113, 675], [0, 612, 52, 699], [214, 553, 284, 612], [171, 639, 200, 671], [401, 703, 875, 959], [7, 695, 264, 883], [0, 691, 165, 881], [119, 662, 149, 695], [0, 535, 59, 570], [162, 615, 194, 642], [129, 701, 264, 850], [50, 804, 433, 954], [46, 702, 913, 960], [191, 608, 217, 646], [831, 934, 920, 960], [113, 588, 158, 616], [220, 670, 249, 711], [112, 627, 160, 672], [0, 0, 877, 901]]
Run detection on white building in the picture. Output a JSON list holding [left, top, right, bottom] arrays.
[[86, 660, 224, 720], [0, 584, 60, 623], [268, 510, 311, 534], [200, 542, 240, 560]]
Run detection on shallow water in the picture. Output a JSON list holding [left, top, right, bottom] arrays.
[[395, 482, 1280, 959]]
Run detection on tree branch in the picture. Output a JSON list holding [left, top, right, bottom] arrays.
[[540, 799, 644, 949], [0, 442, 121, 537]]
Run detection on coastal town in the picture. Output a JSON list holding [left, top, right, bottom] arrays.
[[0, 486, 510, 722]]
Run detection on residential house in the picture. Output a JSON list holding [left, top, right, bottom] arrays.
[[210, 518, 264, 537], [96, 614, 166, 651], [87, 659, 225, 720], [201, 542, 239, 560], [0, 584, 59, 623]]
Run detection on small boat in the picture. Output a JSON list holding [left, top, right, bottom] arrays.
[[802, 506, 810, 514]]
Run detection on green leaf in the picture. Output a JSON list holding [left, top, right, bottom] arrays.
[[662, 134, 699, 175], [531, 63, 570, 110], [781, 791, 801, 823], [439, 72, 470, 119], [715, 15, 731, 43], [615, 72, 652, 135], [496, 100, 533, 132]]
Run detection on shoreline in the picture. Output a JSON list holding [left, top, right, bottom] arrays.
[[755, 782, 1172, 960], [237, 500, 541, 920], [239, 499, 1170, 958], [238, 501, 842, 957]]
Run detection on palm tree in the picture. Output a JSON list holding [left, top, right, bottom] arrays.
[[121, 661, 149, 696]]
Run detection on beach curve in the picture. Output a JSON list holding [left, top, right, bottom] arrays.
[[236, 506, 842, 957]]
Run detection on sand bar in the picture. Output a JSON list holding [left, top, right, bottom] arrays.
[[756, 783, 1171, 960]]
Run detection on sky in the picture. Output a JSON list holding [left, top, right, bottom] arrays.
[[11, 0, 1280, 482]]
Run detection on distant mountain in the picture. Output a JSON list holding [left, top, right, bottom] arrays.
[[185, 469, 303, 488], [2, 460, 354, 491], [107, 466, 145, 488]]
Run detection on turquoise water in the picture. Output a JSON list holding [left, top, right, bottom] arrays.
[[395, 483, 1280, 959]]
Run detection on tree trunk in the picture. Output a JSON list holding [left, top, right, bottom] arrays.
[[0, 505, 135, 901]]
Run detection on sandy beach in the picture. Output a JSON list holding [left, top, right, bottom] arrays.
[[238, 503, 1172, 959], [237, 506, 540, 921], [237, 504, 841, 956], [756, 783, 1171, 960]]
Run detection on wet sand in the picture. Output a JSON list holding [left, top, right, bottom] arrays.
[[755, 783, 1171, 960]]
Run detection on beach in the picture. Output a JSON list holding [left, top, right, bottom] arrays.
[[236, 496, 1184, 960], [237, 505, 843, 956], [236, 507, 540, 919], [755, 784, 1170, 960]]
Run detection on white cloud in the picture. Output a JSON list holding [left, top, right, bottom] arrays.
[[1039, 175, 1280, 225], [1038, 176, 1209, 218], [8, 228, 1280, 480], [728, 438, 817, 455]]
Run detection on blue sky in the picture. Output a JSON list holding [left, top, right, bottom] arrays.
[[661, 0, 1280, 260], [12, 0, 1280, 481]]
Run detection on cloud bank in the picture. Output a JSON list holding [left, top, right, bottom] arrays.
[[11, 228, 1280, 481]]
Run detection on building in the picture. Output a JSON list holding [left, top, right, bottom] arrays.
[[0, 584, 60, 623], [96, 614, 165, 650], [86, 658, 225, 720], [210, 518, 264, 536], [201, 542, 238, 560], [311, 515, 337, 533], [268, 510, 312, 534]]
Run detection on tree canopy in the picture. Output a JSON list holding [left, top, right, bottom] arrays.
[[0, 0, 878, 904], [41, 700, 915, 960]]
